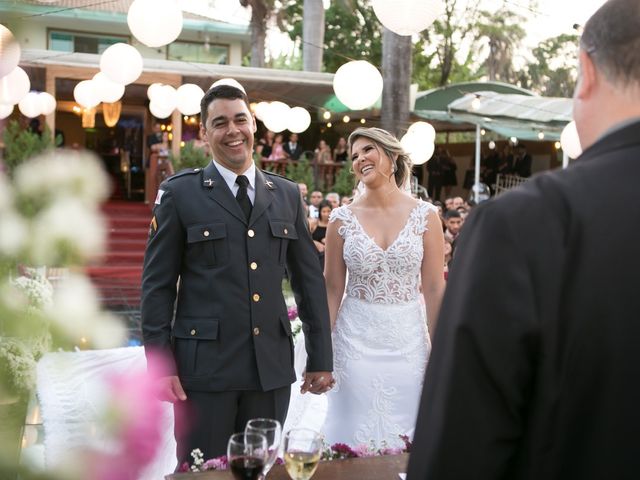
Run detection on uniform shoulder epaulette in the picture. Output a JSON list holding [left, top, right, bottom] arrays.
[[262, 169, 295, 183], [167, 168, 202, 181]]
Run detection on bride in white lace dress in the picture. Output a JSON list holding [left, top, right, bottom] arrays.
[[322, 127, 445, 449]]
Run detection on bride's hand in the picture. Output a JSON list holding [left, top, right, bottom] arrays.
[[301, 371, 335, 395]]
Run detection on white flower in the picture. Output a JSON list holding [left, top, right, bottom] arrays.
[[28, 197, 106, 265], [0, 209, 28, 257], [12, 275, 54, 308], [14, 149, 111, 206]]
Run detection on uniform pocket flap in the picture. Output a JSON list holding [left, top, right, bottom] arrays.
[[269, 221, 298, 240], [187, 223, 227, 243], [173, 318, 219, 340], [279, 313, 292, 336]]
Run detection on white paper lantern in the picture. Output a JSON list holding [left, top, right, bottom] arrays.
[[18, 91, 42, 118], [92, 72, 125, 103], [147, 83, 164, 101], [100, 43, 143, 86], [176, 83, 204, 115], [254, 101, 270, 121], [262, 101, 290, 133], [210, 78, 246, 94], [0, 24, 21, 79], [0, 103, 13, 119], [0, 66, 30, 105], [333, 61, 383, 110], [37, 92, 57, 115], [371, 0, 445, 36], [149, 100, 174, 119], [401, 131, 435, 165], [287, 107, 311, 133], [153, 85, 178, 111], [407, 121, 436, 142], [560, 120, 582, 159], [127, 0, 183, 48], [73, 80, 101, 109]]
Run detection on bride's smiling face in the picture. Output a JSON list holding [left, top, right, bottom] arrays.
[[351, 138, 394, 185]]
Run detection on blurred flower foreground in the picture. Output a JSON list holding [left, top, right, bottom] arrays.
[[0, 149, 163, 480]]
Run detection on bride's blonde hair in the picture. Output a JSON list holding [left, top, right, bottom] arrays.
[[347, 127, 412, 189]]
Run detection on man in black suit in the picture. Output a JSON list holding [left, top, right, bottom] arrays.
[[407, 1, 640, 478], [512, 143, 532, 177], [141, 85, 334, 465], [283, 132, 303, 160]]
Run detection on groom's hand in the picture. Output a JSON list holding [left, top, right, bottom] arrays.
[[155, 375, 188, 403], [301, 371, 335, 395]]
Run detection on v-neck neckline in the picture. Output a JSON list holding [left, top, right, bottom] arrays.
[[347, 202, 420, 253]]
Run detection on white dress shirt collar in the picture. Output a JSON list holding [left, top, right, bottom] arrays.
[[211, 159, 256, 203]]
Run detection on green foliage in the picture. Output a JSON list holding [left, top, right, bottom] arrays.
[[331, 160, 355, 197], [285, 156, 315, 189], [171, 141, 209, 172], [2, 121, 59, 175], [522, 33, 579, 96]]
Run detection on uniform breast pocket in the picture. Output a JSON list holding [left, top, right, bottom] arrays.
[[269, 221, 298, 265], [186, 223, 228, 267]]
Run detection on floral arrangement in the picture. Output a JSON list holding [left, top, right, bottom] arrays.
[[287, 304, 303, 343], [181, 436, 411, 473]]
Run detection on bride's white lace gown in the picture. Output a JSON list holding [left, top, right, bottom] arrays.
[[322, 201, 435, 449]]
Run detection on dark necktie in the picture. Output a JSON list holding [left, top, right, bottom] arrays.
[[235, 175, 252, 221]]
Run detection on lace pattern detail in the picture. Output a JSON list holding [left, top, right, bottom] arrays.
[[329, 201, 436, 304]]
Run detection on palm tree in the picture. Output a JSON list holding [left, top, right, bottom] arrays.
[[381, 27, 412, 137], [239, 0, 272, 68], [302, 0, 325, 72]]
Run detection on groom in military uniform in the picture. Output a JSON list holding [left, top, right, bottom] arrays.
[[141, 84, 334, 465]]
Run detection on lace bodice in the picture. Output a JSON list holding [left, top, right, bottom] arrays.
[[329, 201, 436, 304]]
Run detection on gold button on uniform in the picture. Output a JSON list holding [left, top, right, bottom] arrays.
[[253, 327, 260, 336], [247, 229, 255, 238], [250, 262, 258, 270], [190, 329, 196, 336], [203, 230, 210, 237], [283, 228, 288, 235], [252, 293, 260, 302]]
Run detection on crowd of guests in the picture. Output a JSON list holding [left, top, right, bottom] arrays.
[[255, 130, 351, 165]]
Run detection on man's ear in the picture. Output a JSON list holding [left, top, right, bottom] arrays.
[[251, 114, 257, 134], [576, 49, 597, 100], [199, 123, 206, 139]]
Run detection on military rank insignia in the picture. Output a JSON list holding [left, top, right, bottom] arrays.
[[149, 215, 158, 238]]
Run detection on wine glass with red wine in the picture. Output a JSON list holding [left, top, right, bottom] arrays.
[[227, 432, 268, 480], [245, 418, 282, 479]]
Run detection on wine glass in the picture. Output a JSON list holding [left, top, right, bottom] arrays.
[[227, 432, 268, 480], [283, 428, 323, 480], [245, 418, 282, 479]]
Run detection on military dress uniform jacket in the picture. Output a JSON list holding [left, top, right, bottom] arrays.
[[141, 161, 333, 392]]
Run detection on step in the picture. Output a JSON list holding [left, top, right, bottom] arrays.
[[103, 251, 145, 266], [108, 228, 150, 241], [108, 238, 148, 250], [108, 217, 152, 229]]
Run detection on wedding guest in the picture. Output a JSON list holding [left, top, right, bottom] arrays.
[[333, 137, 348, 163], [267, 133, 285, 161], [325, 192, 340, 209], [284, 133, 303, 160], [443, 209, 462, 243], [315, 139, 332, 164], [308, 190, 323, 219], [408, 1, 640, 477]]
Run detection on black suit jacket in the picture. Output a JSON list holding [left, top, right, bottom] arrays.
[[141, 161, 333, 392], [283, 142, 303, 160], [407, 120, 640, 480]]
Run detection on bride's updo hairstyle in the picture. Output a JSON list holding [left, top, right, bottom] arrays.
[[348, 127, 413, 189]]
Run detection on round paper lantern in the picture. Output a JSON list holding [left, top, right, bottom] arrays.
[[92, 72, 125, 103], [38, 92, 56, 115], [74, 80, 101, 109], [0, 66, 30, 105], [153, 85, 178, 111], [210, 78, 246, 94], [127, 0, 183, 48], [371, 0, 445, 36], [286, 107, 311, 133], [147, 82, 164, 101], [333, 61, 383, 110], [0, 24, 21, 79], [407, 121, 436, 142], [18, 91, 42, 118], [262, 101, 290, 133], [0, 103, 13, 119], [149, 100, 174, 119], [100, 43, 143, 85], [254, 101, 269, 121], [560, 120, 582, 159], [400, 132, 435, 165], [176, 83, 204, 115]]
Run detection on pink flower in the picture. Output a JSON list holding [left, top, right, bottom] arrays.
[[379, 447, 403, 456], [351, 444, 376, 458], [287, 305, 298, 320], [202, 455, 228, 471]]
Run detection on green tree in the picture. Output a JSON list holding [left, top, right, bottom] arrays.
[[523, 33, 580, 96], [2, 120, 60, 175], [285, 156, 315, 189], [332, 159, 355, 197], [170, 141, 209, 172]]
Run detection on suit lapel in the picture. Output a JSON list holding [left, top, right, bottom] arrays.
[[250, 169, 275, 226], [202, 161, 247, 224]]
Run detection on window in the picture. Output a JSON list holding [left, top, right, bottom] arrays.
[[167, 41, 229, 65], [48, 30, 128, 54]]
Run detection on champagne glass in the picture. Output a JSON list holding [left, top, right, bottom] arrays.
[[245, 418, 282, 479], [227, 432, 268, 480], [283, 428, 323, 480]]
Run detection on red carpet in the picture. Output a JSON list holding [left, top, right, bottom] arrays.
[[86, 201, 152, 309]]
